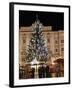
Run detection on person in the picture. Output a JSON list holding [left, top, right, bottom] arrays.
[[41, 64, 46, 78], [46, 65, 51, 78], [55, 64, 60, 77], [38, 66, 42, 78], [38, 64, 46, 78], [31, 68, 35, 78]]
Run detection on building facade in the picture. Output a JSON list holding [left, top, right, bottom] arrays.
[[19, 25, 64, 65], [19, 22, 64, 78]]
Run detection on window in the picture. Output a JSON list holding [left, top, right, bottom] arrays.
[[47, 33, 50, 35], [61, 40, 64, 43], [55, 49, 58, 52], [47, 39, 50, 43], [21, 51, 24, 55], [22, 57, 25, 61], [23, 34, 26, 36], [55, 40, 58, 44], [61, 48, 64, 51], [23, 39, 26, 43], [21, 50, 26, 55]]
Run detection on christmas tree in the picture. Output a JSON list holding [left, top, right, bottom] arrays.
[[26, 15, 48, 63]]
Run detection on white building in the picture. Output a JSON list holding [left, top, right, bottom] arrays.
[[19, 24, 64, 67]]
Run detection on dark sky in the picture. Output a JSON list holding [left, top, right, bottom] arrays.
[[19, 10, 64, 31]]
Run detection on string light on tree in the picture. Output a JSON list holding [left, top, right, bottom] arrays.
[[26, 14, 48, 63]]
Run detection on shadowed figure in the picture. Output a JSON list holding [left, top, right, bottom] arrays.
[[46, 65, 51, 78], [38, 65, 46, 78], [31, 68, 35, 78]]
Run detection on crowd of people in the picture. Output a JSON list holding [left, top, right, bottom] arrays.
[[38, 65, 51, 78], [19, 64, 61, 79]]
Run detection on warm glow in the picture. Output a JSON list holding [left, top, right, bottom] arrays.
[[31, 57, 39, 65]]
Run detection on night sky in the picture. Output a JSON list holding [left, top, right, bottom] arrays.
[[19, 10, 64, 31]]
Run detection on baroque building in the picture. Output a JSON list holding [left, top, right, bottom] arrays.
[[19, 25, 64, 65], [19, 21, 64, 78]]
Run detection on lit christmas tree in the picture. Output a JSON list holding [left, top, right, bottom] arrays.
[[26, 15, 48, 63]]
